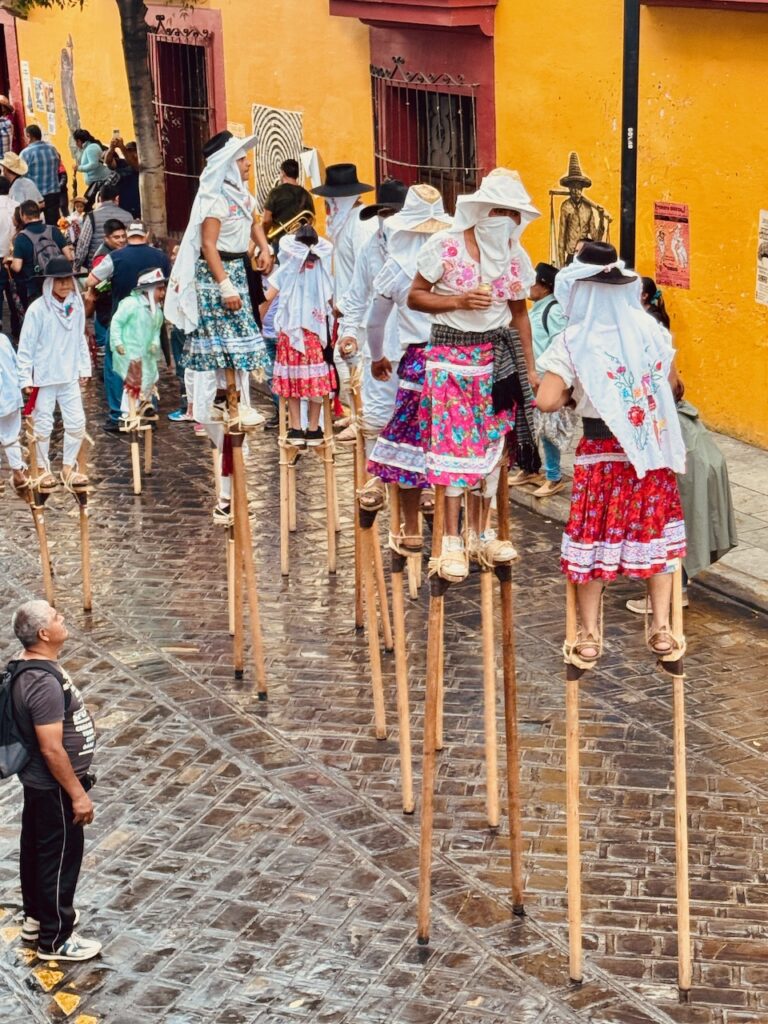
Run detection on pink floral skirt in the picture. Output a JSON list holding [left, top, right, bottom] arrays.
[[561, 438, 686, 583], [272, 330, 333, 399]]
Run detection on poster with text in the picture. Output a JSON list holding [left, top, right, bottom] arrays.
[[20, 62, 33, 115], [757, 210, 768, 307], [654, 201, 690, 289], [33, 77, 45, 111], [47, 111, 56, 138], [43, 82, 56, 115]]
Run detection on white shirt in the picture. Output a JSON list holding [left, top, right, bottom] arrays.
[[374, 258, 431, 352], [10, 176, 43, 204], [338, 229, 399, 360], [0, 333, 21, 416], [0, 195, 18, 259], [17, 296, 91, 387], [416, 229, 535, 333], [333, 207, 376, 301], [204, 193, 255, 254], [537, 330, 599, 419]]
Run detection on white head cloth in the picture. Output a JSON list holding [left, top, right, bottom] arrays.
[[43, 277, 85, 332], [554, 257, 686, 478], [165, 133, 257, 333], [273, 233, 334, 356], [452, 168, 540, 281], [383, 185, 451, 279], [325, 196, 358, 243]]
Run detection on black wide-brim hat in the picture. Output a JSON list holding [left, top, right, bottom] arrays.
[[203, 130, 233, 160], [312, 163, 373, 198], [534, 261, 558, 289], [359, 178, 407, 220], [42, 256, 84, 279], [578, 241, 637, 286]]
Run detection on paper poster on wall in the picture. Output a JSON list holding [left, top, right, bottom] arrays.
[[757, 210, 768, 307], [47, 111, 56, 137], [20, 62, 33, 114], [226, 121, 245, 139], [33, 77, 45, 111], [654, 201, 690, 290], [43, 83, 56, 115]]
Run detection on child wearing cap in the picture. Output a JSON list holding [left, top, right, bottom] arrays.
[[110, 266, 166, 420], [16, 257, 91, 491]]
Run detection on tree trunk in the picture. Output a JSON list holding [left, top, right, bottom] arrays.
[[115, 0, 167, 238]]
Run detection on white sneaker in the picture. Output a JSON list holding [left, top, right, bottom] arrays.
[[21, 908, 80, 943], [234, 404, 265, 430], [37, 931, 101, 962]]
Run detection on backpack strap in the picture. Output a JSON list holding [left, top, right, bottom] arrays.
[[8, 659, 69, 709], [542, 298, 558, 335]]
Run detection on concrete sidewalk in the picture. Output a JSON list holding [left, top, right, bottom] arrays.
[[509, 428, 768, 614]]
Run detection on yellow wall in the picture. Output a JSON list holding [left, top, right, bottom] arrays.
[[495, 0, 768, 446]]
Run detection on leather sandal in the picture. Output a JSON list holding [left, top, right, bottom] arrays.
[[357, 477, 386, 511], [419, 488, 435, 514], [647, 625, 686, 662], [429, 535, 468, 584], [60, 467, 88, 492], [36, 472, 59, 493], [563, 630, 603, 671], [389, 530, 423, 556]]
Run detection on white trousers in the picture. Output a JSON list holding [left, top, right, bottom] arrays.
[[33, 381, 86, 469], [0, 409, 24, 470], [190, 369, 252, 504]]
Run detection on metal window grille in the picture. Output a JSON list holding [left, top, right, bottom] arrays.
[[148, 16, 215, 234], [371, 56, 482, 213]]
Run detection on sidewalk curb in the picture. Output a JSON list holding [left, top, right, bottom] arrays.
[[508, 483, 768, 619]]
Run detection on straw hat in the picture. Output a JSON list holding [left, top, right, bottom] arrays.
[[0, 152, 28, 177], [559, 152, 592, 190], [385, 183, 451, 235]]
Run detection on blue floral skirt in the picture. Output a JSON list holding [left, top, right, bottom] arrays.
[[182, 257, 268, 374], [367, 344, 428, 488]]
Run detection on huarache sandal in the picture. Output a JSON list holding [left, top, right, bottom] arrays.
[[60, 466, 88, 492], [419, 488, 435, 514], [389, 530, 423, 556], [357, 477, 386, 512], [563, 630, 603, 670], [36, 471, 59, 493], [647, 625, 687, 662], [11, 470, 31, 497], [429, 535, 468, 584]]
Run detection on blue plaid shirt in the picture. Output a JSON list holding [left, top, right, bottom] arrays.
[[20, 140, 61, 197], [0, 116, 13, 159]]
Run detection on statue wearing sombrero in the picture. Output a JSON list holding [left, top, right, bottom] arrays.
[[552, 152, 612, 267]]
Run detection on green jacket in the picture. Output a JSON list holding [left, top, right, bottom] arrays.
[[110, 291, 164, 395]]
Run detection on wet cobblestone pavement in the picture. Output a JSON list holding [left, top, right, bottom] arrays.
[[1, 375, 767, 1024]]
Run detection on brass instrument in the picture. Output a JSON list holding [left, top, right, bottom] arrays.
[[267, 208, 316, 242]]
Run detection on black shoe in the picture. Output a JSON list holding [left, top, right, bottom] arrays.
[[287, 428, 305, 448], [264, 413, 280, 431], [103, 419, 121, 434], [305, 428, 324, 447]]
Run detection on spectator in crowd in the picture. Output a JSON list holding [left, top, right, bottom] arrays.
[[67, 195, 87, 246], [87, 221, 170, 429], [262, 158, 315, 246], [20, 125, 62, 226], [1, 151, 43, 205], [72, 128, 109, 210], [10, 199, 73, 309], [0, 175, 21, 337], [84, 218, 128, 426], [58, 160, 70, 217], [105, 135, 140, 218], [0, 95, 14, 159], [8, 599, 100, 962], [74, 181, 132, 271]]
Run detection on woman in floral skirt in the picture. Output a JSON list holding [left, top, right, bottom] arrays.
[[536, 242, 687, 666]]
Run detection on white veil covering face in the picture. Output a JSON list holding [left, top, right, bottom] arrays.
[[451, 168, 540, 282], [554, 257, 686, 478], [165, 133, 258, 333], [43, 276, 85, 332], [272, 233, 334, 356], [384, 184, 451, 279], [325, 196, 358, 243]]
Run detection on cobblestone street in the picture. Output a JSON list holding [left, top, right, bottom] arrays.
[[1, 378, 767, 1024]]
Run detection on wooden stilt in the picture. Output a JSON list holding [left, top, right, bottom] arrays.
[[288, 450, 297, 533], [435, 600, 445, 752], [232, 520, 244, 676], [565, 578, 583, 984], [670, 564, 691, 997], [480, 569, 499, 829], [226, 368, 267, 698], [389, 486, 414, 815], [75, 439, 92, 612], [227, 527, 236, 636], [407, 553, 421, 600], [24, 415, 55, 606], [360, 518, 387, 740], [372, 530, 394, 652], [128, 396, 141, 495], [496, 456, 525, 914], [350, 366, 365, 629], [417, 485, 446, 945], [143, 421, 153, 475], [278, 398, 291, 576], [322, 395, 337, 574]]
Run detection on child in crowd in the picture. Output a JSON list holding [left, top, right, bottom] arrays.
[[110, 267, 166, 420], [258, 272, 280, 429], [270, 224, 335, 448], [16, 257, 91, 491]]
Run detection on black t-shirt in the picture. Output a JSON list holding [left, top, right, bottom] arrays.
[[264, 183, 314, 230], [13, 223, 69, 301], [11, 660, 96, 789]]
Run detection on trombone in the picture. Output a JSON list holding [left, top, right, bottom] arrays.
[[266, 208, 316, 243]]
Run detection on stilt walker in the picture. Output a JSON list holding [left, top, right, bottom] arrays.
[[536, 241, 689, 991], [408, 169, 542, 943], [164, 128, 273, 692], [68, 437, 93, 612], [22, 393, 55, 606]]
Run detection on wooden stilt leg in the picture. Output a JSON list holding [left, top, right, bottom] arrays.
[[227, 526, 236, 636], [496, 457, 525, 914], [322, 396, 337, 574], [279, 398, 290, 577], [350, 366, 365, 628], [435, 601, 444, 752], [128, 397, 141, 495], [226, 368, 267, 698], [361, 520, 387, 739], [232, 521, 244, 675], [670, 565, 691, 997], [417, 485, 446, 945], [24, 415, 55, 606], [372, 530, 394, 652], [288, 450, 297, 533], [480, 569, 499, 829], [75, 439, 92, 612], [389, 486, 414, 815], [565, 578, 583, 984], [144, 421, 153, 475]]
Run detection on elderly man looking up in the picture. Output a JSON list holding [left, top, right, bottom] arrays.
[[7, 600, 100, 962]]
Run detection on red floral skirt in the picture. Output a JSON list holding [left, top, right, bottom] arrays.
[[272, 330, 333, 399], [561, 438, 686, 583]]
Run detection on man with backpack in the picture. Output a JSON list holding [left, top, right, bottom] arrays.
[[10, 200, 73, 309], [2, 600, 100, 962]]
